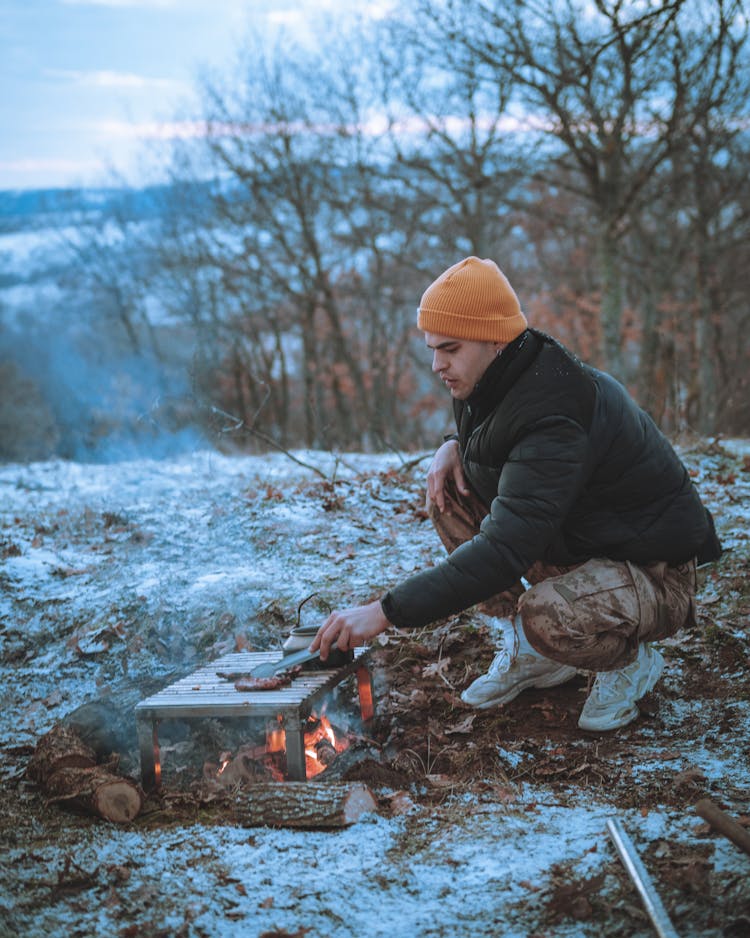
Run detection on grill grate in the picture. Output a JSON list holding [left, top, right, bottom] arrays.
[[135, 648, 372, 786]]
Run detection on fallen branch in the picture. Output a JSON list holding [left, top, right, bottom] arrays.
[[210, 406, 329, 480], [695, 798, 750, 858]]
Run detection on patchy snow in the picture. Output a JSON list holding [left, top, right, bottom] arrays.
[[1, 441, 749, 937]]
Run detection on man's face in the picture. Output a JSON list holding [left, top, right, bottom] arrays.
[[424, 331, 501, 400]]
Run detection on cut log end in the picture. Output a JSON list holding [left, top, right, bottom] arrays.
[[341, 783, 378, 824], [94, 781, 143, 823], [45, 765, 144, 823]]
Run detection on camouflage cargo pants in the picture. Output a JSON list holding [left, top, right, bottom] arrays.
[[428, 483, 697, 671]]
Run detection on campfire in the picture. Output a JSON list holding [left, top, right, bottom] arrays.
[[209, 709, 351, 786], [136, 648, 374, 788]]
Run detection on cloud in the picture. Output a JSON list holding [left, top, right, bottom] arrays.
[[45, 68, 188, 92], [58, 0, 247, 8], [59, 0, 181, 7], [94, 118, 208, 139], [267, 0, 395, 25]]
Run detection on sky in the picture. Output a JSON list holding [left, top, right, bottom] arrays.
[[0, 0, 391, 192]]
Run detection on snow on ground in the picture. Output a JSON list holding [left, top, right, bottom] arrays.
[[1, 442, 749, 937]]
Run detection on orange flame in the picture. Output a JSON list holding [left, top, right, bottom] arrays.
[[304, 712, 347, 778], [213, 711, 350, 784]]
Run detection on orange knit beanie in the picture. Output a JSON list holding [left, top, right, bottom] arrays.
[[417, 256, 528, 343]]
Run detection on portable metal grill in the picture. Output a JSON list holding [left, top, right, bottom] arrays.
[[135, 648, 373, 788]]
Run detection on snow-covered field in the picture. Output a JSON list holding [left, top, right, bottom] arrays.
[[1, 443, 749, 937]]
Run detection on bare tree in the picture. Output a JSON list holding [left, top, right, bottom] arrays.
[[416, 0, 744, 387]]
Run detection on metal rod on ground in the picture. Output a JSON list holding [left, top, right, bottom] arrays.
[[606, 817, 679, 938]]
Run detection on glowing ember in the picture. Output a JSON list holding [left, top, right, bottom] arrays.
[[152, 726, 161, 788], [217, 750, 232, 775], [304, 712, 348, 778], [356, 666, 375, 723], [266, 725, 286, 753]]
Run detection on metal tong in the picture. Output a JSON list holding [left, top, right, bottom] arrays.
[[250, 646, 322, 678]]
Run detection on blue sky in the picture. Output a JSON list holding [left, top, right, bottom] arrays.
[[0, 0, 389, 191]]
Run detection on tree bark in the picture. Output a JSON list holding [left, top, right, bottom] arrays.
[[599, 228, 626, 381], [44, 765, 144, 824], [27, 724, 97, 781], [28, 723, 145, 823], [229, 781, 377, 828]]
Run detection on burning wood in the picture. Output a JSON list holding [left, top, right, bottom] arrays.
[[205, 711, 351, 786], [302, 712, 348, 778]]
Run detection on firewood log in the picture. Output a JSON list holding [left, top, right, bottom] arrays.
[[229, 781, 377, 829], [26, 724, 97, 782], [44, 765, 144, 823], [28, 723, 144, 823]]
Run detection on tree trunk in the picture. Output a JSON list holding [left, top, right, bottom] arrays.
[[599, 229, 625, 381], [229, 781, 377, 829], [694, 223, 719, 435]]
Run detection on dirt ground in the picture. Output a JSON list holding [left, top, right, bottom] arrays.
[[1, 439, 749, 937]]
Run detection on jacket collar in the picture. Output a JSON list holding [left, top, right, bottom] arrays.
[[465, 328, 541, 414]]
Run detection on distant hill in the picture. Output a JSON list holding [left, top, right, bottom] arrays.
[[0, 181, 213, 234]]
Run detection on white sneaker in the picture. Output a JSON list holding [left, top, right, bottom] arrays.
[[460, 645, 577, 710], [578, 644, 665, 731]]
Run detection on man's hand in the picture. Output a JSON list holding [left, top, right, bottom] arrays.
[[426, 439, 469, 513], [309, 600, 391, 661]]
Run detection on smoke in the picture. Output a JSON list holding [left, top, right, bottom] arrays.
[[0, 320, 206, 463]]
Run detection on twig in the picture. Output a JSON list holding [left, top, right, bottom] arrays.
[[209, 406, 329, 480]]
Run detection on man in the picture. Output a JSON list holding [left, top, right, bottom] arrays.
[[311, 256, 720, 731]]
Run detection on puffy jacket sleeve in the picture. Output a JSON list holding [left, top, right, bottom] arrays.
[[381, 417, 590, 629]]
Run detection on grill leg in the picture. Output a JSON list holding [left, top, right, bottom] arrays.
[[137, 716, 160, 791], [284, 716, 307, 781], [356, 665, 375, 723]]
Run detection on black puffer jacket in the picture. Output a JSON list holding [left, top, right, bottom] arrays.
[[381, 329, 717, 629]]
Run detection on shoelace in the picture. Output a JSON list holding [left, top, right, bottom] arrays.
[[590, 665, 636, 703], [486, 618, 528, 677], [487, 645, 513, 676]]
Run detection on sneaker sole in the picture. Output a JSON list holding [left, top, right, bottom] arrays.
[[578, 651, 665, 732], [462, 665, 578, 710]]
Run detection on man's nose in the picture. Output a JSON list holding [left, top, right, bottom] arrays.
[[432, 351, 443, 373]]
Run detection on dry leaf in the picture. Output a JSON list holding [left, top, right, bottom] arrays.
[[426, 773, 455, 788], [421, 657, 451, 679], [445, 714, 476, 735]]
